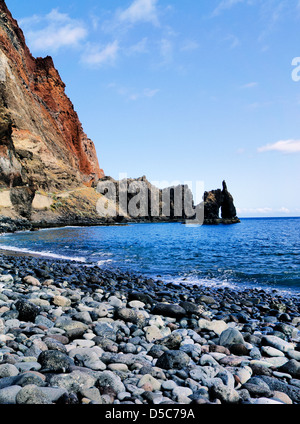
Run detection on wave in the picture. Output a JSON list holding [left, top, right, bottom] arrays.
[[97, 259, 114, 266], [163, 273, 300, 297], [0, 244, 86, 263], [161, 274, 239, 290]]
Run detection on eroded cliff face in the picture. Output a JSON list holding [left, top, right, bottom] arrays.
[[0, 1, 104, 196]]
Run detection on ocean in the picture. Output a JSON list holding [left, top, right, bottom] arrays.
[[0, 217, 299, 294]]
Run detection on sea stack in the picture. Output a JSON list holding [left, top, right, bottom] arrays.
[[203, 181, 240, 225]]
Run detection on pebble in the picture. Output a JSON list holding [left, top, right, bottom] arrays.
[[0, 385, 21, 404], [219, 328, 245, 348], [262, 335, 295, 353], [138, 374, 161, 391], [0, 254, 298, 405], [253, 398, 283, 405], [198, 319, 228, 336], [144, 326, 164, 343], [261, 346, 285, 357], [0, 364, 19, 378], [16, 384, 52, 404]]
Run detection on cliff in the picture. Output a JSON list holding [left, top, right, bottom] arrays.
[[0, 0, 104, 219]]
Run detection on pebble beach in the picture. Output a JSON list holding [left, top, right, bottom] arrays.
[[0, 252, 299, 406]]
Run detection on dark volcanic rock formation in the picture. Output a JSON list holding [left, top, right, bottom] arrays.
[[221, 181, 238, 219], [97, 177, 240, 225], [203, 181, 240, 225], [97, 176, 197, 223]]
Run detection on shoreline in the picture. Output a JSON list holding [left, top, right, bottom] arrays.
[[0, 222, 300, 298], [0, 214, 244, 237], [0, 251, 299, 405], [0, 245, 299, 299]]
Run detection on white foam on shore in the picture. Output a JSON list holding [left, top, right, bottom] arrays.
[[97, 259, 113, 266], [162, 274, 300, 297], [0, 244, 86, 263], [165, 275, 239, 290]]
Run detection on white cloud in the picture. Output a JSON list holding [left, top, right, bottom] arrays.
[[237, 206, 296, 216], [19, 9, 87, 53], [253, 208, 273, 214], [82, 41, 119, 67], [237, 207, 273, 215], [258, 139, 300, 154], [279, 207, 290, 214], [118, 0, 159, 26]]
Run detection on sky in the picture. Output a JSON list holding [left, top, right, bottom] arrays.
[[5, 0, 300, 217]]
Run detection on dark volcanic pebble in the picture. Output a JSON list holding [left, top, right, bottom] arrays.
[[156, 350, 191, 370], [152, 303, 186, 319], [15, 300, 40, 322], [38, 351, 74, 373]]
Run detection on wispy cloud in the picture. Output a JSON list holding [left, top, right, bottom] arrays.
[[143, 88, 160, 98], [117, 0, 159, 26], [240, 81, 258, 89], [19, 9, 87, 53], [159, 38, 174, 64], [180, 40, 199, 52], [82, 41, 120, 67], [126, 38, 149, 55], [258, 0, 288, 42], [224, 34, 241, 49], [99, 0, 173, 67], [258, 139, 300, 154], [247, 101, 272, 109], [107, 83, 160, 101], [212, 0, 244, 17]]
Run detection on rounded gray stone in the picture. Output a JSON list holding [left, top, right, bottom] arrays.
[[0, 386, 22, 404], [16, 385, 52, 404], [210, 383, 240, 404], [97, 371, 125, 394], [49, 370, 97, 393], [0, 364, 19, 378], [219, 328, 245, 348]]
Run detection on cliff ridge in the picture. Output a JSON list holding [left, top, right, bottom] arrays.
[[0, 0, 104, 201]]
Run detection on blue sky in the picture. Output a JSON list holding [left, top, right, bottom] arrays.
[[6, 0, 300, 217]]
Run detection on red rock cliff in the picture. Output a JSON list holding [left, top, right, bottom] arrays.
[[0, 0, 104, 191]]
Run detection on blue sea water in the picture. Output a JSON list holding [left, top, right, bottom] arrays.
[[0, 218, 299, 294]]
